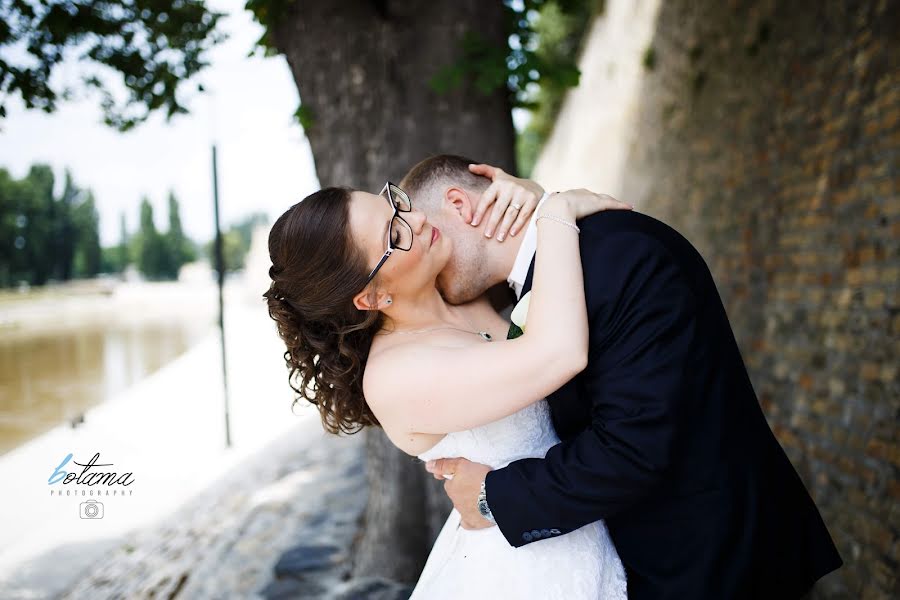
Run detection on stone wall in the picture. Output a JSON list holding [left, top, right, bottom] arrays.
[[537, 0, 898, 597]]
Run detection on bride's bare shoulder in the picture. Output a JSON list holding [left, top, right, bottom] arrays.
[[362, 342, 449, 452], [363, 293, 507, 395], [364, 337, 440, 392]]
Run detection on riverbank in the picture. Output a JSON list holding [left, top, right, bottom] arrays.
[[59, 416, 371, 599], [1, 404, 408, 600], [0, 263, 388, 598], [0, 231, 419, 598], [0, 274, 219, 342]]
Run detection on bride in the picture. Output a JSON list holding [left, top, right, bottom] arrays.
[[264, 179, 631, 598]]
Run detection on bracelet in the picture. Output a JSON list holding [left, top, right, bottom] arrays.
[[477, 480, 496, 524], [536, 214, 580, 233]]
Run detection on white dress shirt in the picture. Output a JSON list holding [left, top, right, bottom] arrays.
[[506, 192, 549, 300]]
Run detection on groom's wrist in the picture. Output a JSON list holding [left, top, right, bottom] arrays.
[[477, 480, 496, 524]]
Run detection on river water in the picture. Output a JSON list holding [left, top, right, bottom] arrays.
[[0, 319, 213, 456]]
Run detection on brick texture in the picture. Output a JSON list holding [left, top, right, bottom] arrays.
[[620, 1, 899, 597]]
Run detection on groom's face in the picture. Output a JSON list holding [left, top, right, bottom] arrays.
[[413, 185, 495, 305]]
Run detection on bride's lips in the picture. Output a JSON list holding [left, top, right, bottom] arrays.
[[431, 226, 440, 246]]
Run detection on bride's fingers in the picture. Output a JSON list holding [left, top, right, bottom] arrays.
[[468, 163, 501, 180], [495, 205, 518, 242], [496, 189, 531, 241], [472, 181, 500, 226], [484, 187, 513, 238], [503, 189, 535, 239], [509, 207, 531, 237], [599, 194, 633, 210]]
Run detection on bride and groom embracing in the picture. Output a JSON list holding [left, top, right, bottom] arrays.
[[264, 154, 842, 599]]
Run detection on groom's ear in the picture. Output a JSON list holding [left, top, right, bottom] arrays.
[[445, 186, 476, 224]]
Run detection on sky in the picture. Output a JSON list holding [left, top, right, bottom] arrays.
[[0, 1, 319, 247]]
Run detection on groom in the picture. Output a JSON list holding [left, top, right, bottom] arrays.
[[400, 155, 842, 599]]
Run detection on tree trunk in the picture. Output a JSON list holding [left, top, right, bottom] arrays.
[[269, 0, 516, 584]]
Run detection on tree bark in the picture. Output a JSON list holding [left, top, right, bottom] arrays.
[[269, 0, 516, 584]]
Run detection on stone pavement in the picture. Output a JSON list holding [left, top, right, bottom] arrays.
[[56, 415, 404, 599], [54, 417, 414, 600]]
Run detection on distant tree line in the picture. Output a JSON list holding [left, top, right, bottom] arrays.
[[0, 164, 268, 287], [0, 165, 101, 286], [129, 191, 197, 280]]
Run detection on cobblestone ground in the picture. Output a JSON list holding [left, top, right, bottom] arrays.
[[58, 419, 396, 600]]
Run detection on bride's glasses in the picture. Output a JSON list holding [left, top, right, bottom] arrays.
[[363, 181, 414, 286]]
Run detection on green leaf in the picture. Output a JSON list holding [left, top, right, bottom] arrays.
[[429, 64, 465, 95], [294, 104, 314, 130], [2, 0, 227, 131], [507, 322, 524, 340]]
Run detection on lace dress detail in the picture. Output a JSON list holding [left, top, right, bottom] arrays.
[[412, 399, 627, 599]]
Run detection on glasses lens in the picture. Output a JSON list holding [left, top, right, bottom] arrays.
[[389, 184, 412, 211], [390, 216, 413, 251]]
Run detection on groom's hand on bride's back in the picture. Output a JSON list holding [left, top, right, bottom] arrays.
[[425, 457, 495, 530], [468, 163, 545, 242]]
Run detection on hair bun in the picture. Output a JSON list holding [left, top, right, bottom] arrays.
[[265, 186, 382, 435]]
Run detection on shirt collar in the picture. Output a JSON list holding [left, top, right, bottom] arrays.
[[507, 192, 549, 300]]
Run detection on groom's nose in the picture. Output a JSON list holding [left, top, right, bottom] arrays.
[[406, 209, 428, 234]]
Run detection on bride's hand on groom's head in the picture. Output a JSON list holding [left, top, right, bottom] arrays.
[[468, 163, 545, 242]]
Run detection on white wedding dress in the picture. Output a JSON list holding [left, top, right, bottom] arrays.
[[412, 398, 627, 599]]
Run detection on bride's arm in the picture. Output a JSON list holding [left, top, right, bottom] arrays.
[[364, 190, 631, 437]]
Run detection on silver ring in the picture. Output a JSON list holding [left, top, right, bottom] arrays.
[[510, 203, 522, 211]]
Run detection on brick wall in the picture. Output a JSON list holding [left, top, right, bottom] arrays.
[[619, 0, 898, 597]]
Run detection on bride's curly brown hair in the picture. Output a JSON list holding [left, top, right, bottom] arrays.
[[263, 187, 383, 434]]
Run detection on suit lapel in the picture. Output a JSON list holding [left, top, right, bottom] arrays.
[[520, 255, 537, 299], [518, 254, 586, 441]]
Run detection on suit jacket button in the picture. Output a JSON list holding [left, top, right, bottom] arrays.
[[522, 532, 533, 542], [549, 528, 561, 535], [530, 529, 542, 539], [540, 529, 551, 538]]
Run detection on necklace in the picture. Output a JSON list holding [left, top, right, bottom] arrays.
[[387, 312, 494, 342]]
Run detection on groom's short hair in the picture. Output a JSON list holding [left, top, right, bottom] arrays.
[[400, 154, 490, 211]]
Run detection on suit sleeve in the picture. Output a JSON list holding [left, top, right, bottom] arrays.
[[484, 229, 700, 548]]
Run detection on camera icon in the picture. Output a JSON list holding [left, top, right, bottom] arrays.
[[80, 499, 104, 519]]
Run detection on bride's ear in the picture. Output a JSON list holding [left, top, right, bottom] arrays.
[[353, 288, 390, 311], [445, 187, 475, 224]]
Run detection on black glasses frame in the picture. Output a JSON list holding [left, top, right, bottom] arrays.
[[363, 181, 413, 287]]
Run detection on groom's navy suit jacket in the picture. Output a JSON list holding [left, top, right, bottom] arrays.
[[485, 210, 842, 599]]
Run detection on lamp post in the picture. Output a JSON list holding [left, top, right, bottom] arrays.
[[205, 79, 231, 449], [212, 143, 232, 448]]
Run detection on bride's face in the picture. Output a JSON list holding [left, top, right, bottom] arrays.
[[349, 189, 452, 299]]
